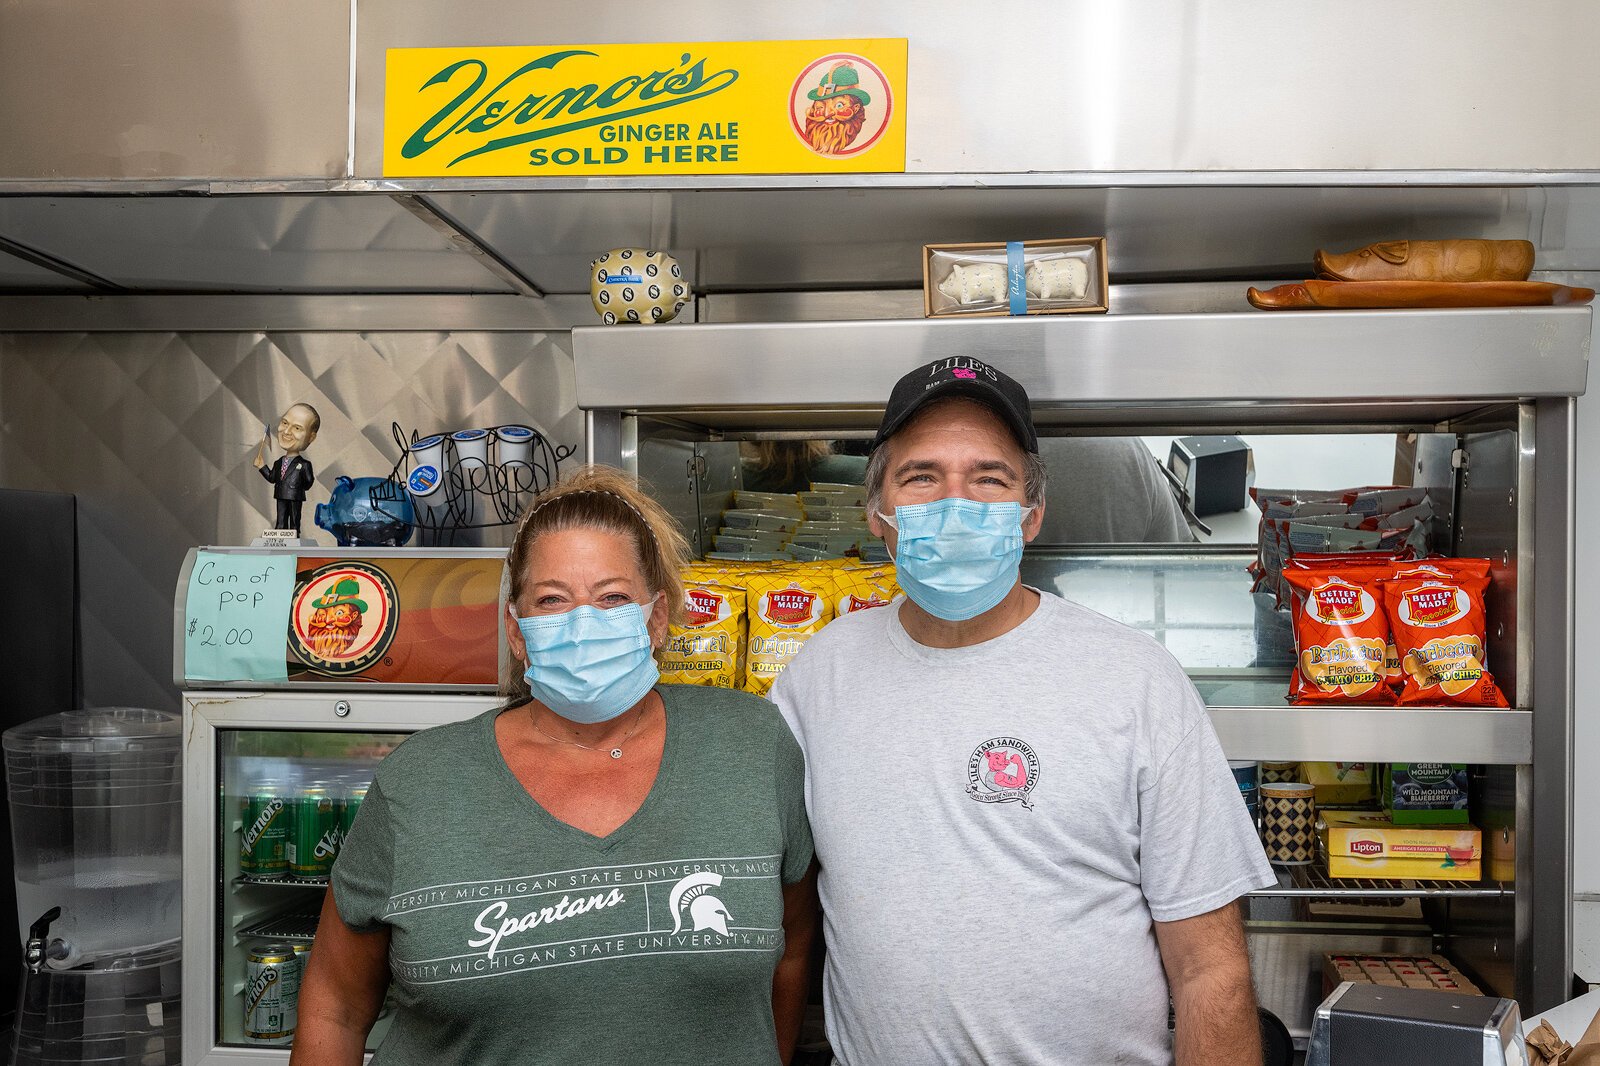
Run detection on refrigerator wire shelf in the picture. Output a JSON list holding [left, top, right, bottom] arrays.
[[239, 910, 322, 943], [235, 873, 330, 888], [1252, 859, 1509, 898]]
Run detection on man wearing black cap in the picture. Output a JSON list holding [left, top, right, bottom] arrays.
[[771, 357, 1275, 1066]]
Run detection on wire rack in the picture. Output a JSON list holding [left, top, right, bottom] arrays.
[[239, 909, 321, 943], [235, 873, 329, 889], [376, 422, 578, 546], [1251, 860, 1508, 898]]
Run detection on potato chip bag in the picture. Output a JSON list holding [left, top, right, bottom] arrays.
[[743, 567, 836, 696], [1284, 566, 1395, 703], [1380, 559, 1509, 707], [834, 564, 900, 616], [657, 580, 746, 689]]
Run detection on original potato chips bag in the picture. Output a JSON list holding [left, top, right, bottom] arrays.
[[1283, 566, 1394, 703], [744, 567, 837, 696], [1381, 559, 1509, 707], [657, 579, 746, 689], [834, 564, 900, 616]]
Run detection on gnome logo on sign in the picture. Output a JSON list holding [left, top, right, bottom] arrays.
[[789, 54, 894, 157]]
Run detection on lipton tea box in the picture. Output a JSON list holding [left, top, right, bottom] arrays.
[[1322, 810, 1481, 881]]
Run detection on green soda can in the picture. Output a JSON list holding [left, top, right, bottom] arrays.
[[240, 786, 289, 878], [339, 785, 369, 852], [289, 785, 340, 878]]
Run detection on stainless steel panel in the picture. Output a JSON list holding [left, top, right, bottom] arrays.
[[0, 294, 597, 332], [1529, 397, 1576, 1011], [611, 403, 1507, 438], [0, 196, 512, 293], [355, 1, 1600, 176], [0, 332, 584, 709], [636, 439, 704, 557], [434, 184, 1547, 294], [1457, 428, 1523, 704], [0, 251, 93, 293], [0, 0, 350, 180], [704, 281, 1290, 323], [1207, 707, 1531, 764], [573, 308, 1594, 412]]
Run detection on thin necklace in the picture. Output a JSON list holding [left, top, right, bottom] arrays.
[[531, 700, 651, 760]]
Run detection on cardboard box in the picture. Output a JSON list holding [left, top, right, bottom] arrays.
[[1303, 761, 1374, 807], [923, 238, 1109, 318], [1321, 810, 1481, 881], [1382, 762, 1470, 824], [1322, 953, 1481, 998]]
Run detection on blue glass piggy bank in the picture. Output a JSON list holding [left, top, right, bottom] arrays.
[[315, 476, 415, 547]]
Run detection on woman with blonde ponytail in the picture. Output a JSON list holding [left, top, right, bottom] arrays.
[[295, 466, 818, 1066]]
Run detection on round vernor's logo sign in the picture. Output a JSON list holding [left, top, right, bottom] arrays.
[[965, 736, 1039, 810], [789, 54, 894, 158], [288, 562, 399, 675]]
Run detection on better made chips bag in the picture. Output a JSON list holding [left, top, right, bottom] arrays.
[[744, 566, 837, 696], [657, 579, 746, 689], [1284, 565, 1395, 704], [1381, 559, 1509, 707], [834, 564, 900, 616]]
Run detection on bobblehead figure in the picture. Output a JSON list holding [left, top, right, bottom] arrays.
[[254, 403, 320, 536]]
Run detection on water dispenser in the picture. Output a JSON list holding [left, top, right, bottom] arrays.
[[3, 707, 182, 1063]]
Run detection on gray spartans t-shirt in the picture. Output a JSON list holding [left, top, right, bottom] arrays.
[[332, 684, 813, 1066], [771, 591, 1273, 1066]]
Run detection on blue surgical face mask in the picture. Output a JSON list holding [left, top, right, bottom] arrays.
[[513, 600, 660, 724], [879, 499, 1034, 622]]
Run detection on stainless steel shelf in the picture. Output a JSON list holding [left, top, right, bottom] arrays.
[[235, 873, 329, 889], [573, 308, 1593, 428], [1207, 703, 1532, 764], [239, 911, 320, 943], [1252, 863, 1509, 899]]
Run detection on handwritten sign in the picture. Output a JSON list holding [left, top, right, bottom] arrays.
[[184, 552, 293, 682], [383, 39, 907, 177]]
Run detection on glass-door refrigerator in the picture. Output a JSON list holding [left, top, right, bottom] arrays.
[[176, 547, 506, 1064]]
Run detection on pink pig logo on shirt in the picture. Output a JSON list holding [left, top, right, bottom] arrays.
[[984, 749, 1027, 789], [967, 737, 1039, 809], [951, 367, 978, 379]]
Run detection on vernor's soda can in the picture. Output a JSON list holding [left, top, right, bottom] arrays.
[[240, 788, 290, 878], [292, 941, 313, 987], [244, 942, 298, 1045], [340, 785, 369, 849], [289, 786, 341, 878]]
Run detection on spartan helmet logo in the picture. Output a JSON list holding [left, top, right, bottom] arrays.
[[668, 872, 732, 936]]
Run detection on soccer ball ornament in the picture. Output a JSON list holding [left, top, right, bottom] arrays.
[[590, 248, 690, 325]]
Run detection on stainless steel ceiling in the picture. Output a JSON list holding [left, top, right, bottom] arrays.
[[4, 183, 1598, 298], [0, 196, 515, 294]]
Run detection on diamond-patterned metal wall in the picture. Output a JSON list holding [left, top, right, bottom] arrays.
[[0, 332, 582, 709]]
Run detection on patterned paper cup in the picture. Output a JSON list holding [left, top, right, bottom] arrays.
[[1261, 761, 1302, 785], [1260, 782, 1317, 866]]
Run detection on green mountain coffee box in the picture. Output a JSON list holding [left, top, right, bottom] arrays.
[[1382, 763, 1469, 824]]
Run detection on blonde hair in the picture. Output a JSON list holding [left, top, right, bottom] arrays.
[[746, 440, 834, 489], [501, 465, 689, 701]]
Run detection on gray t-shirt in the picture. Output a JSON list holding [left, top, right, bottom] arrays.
[[332, 685, 813, 1066], [770, 592, 1273, 1066], [1035, 437, 1196, 544]]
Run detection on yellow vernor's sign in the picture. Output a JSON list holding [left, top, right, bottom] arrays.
[[383, 39, 907, 177]]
